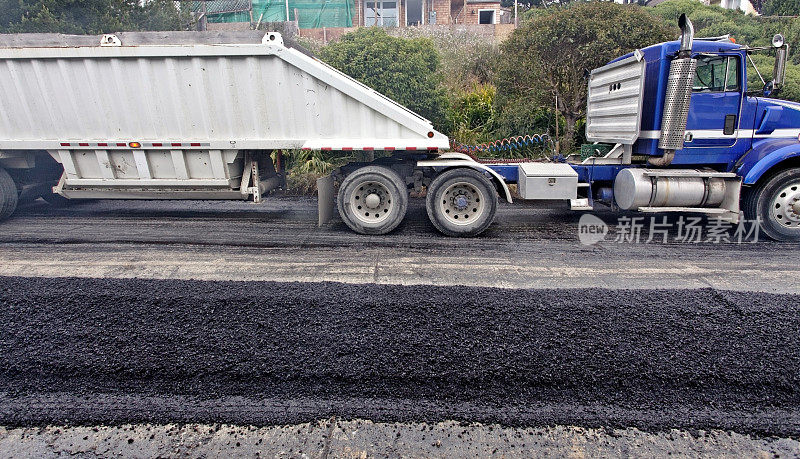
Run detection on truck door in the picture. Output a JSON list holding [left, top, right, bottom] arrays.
[[679, 54, 749, 164]]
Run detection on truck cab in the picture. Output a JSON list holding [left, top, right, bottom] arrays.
[[574, 15, 800, 241]]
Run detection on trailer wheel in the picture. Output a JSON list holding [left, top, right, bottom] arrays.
[[0, 167, 19, 221], [743, 167, 800, 241], [426, 168, 498, 237], [337, 165, 408, 235]]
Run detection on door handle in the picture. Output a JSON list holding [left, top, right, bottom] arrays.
[[724, 114, 737, 135]]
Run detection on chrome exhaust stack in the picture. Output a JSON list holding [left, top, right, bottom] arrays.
[[651, 13, 696, 167]]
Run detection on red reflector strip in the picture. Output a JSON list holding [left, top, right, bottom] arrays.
[[342, 147, 353, 151], [427, 147, 438, 151], [171, 143, 181, 147], [98, 143, 108, 147], [78, 143, 89, 146], [60, 143, 70, 146], [363, 147, 374, 151], [117, 143, 126, 147], [152, 143, 162, 147], [190, 143, 201, 147], [406, 147, 418, 151], [385, 147, 395, 151], [321, 147, 332, 151]]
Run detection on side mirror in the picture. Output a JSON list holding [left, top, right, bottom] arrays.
[[764, 80, 775, 97]]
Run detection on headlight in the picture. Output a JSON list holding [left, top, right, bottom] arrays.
[[773, 34, 785, 48]]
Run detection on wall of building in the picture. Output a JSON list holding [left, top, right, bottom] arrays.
[[429, 0, 452, 25], [350, 0, 459, 26], [460, 2, 504, 25]]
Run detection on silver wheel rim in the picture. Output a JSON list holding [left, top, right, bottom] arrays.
[[349, 180, 394, 225], [769, 181, 800, 229], [438, 181, 485, 226]]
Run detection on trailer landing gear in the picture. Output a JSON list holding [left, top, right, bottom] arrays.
[[337, 165, 408, 235], [744, 167, 800, 241], [426, 168, 498, 237]]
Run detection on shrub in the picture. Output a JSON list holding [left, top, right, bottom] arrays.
[[390, 27, 498, 92], [447, 84, 496, 145], [320, 27, 448, 128]]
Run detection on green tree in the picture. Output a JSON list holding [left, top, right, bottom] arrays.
[[495, 3, 674, 152], [650, 0, 800, 98], [320, 27, 447, 129], [762, 0, 800, 16], [135, 0, 192, 31], [650, 0, 800, 61], [0, 0, 190, 34]]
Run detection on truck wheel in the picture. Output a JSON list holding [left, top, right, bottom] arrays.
[[337, 165, 408, 235], [0, 167, 19, 221], [426, 168, 498, 237], [743, 167, 800, 241]]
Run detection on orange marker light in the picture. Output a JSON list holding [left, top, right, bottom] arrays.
[[129, 142, 141, 148]]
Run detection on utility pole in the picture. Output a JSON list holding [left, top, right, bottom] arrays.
[[514, 0, 518, 27], [199, 0, 208, 31]]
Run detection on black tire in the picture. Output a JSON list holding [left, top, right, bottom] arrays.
[[0, 167, 19, 221], [742, 167, 800, 241], [425, 168, 498, 237], [337, 165, 408, 235]]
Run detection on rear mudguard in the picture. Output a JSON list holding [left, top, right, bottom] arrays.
[[417, 153, 514, 203]]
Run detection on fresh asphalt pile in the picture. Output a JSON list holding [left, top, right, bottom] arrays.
[[0, 276, 798, 436]]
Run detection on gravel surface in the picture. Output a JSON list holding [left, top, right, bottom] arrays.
[[1, 276, 798, 436], [3, 421, 799, 458]]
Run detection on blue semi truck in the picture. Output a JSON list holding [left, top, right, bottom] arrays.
[[323, 13, 800, 241]]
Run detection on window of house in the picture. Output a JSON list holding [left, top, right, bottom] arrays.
[[365, 1, 398, 26], [478, 9, 495, 24], [693, 56, 739, 92]]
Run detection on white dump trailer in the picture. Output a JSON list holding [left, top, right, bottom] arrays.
[[0, 31, 470, 233]]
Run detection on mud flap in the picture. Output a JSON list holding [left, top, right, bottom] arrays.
[[317, 174, 335, 227]]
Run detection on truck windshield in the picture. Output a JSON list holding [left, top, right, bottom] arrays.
[[693, 55, 739, 92]]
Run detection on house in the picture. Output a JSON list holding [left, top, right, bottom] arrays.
[[195, 0, 510, 29], [352, 0, 511, 26], [641, 0, 758, 14]]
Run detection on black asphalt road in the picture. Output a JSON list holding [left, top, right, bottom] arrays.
[[1, 276, 799, 436], [1, 198, 798, 292]]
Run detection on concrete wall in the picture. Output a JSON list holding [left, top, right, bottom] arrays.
[[208, 21, 301, 38], [299, 23, 515, 44], [299, 26, 358, 43]]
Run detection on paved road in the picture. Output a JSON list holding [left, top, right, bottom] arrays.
[[1, 197, 799, 456], [0, 197, 795, 292], [1, 276, 799, 436]]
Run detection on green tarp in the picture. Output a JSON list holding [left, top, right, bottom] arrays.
[[196, 0, 355, 28]]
